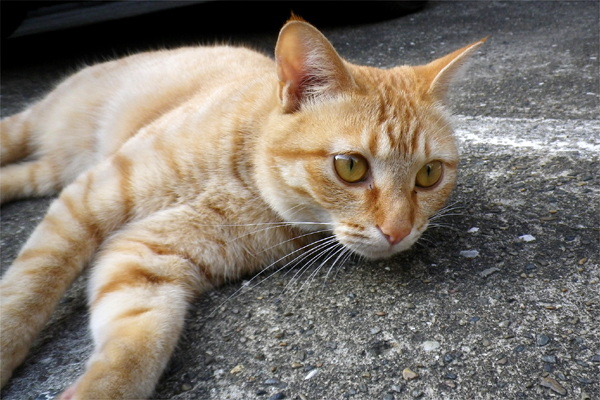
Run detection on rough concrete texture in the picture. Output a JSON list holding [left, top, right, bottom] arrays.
[[1, 1, 598, 399]]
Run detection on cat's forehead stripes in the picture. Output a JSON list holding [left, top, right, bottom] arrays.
[[361, 95, 429, 161], [351, 68, 433, 160]]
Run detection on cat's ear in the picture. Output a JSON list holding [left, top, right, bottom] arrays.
[[275, 18, 356, 113], [416, 37, 487, 101]]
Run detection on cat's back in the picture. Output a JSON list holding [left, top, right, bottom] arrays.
[[49, 45, 275, 122], [65, 45, 274, 93], [21, 45, 275, 163]]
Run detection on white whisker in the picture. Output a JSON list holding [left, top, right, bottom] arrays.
[[209, 236, 335, 316], [293, 243, 345, 298], [280, 237, 339, 292], [259, 229, 332, 253], [226, 222, 294, 244], [322, 246, 352, 287]]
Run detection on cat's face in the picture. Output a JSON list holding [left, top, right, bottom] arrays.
[[260, 74, 457, 260], [257, 19, 483, 260]]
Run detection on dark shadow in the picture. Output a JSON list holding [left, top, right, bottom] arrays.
[[2, 1, 427, 68]]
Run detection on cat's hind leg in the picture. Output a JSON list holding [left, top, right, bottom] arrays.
[[0, 111, 35, 166], [0, 158, 63, 204], [61, 207, 211, 399], [0, 110, 80, 204], [0, 111, 61, 204]]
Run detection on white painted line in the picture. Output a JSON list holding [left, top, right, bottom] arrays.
[[453, 116, 600, 156]]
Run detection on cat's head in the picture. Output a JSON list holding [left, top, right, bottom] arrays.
[[257, 18, 485, 260]]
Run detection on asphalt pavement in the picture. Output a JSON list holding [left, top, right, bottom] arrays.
[[1, 2, 598, 399]]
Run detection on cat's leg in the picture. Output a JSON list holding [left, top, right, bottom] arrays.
[[0, 158, 62, 204], [0, 163, 130, 386], [0, 184, 103, 386], [0, 111, 61, 203], [0, 111, 35, 166], [60, 207, 212, 399]]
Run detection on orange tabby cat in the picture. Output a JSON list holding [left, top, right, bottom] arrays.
[[0, 18, 484, 399]]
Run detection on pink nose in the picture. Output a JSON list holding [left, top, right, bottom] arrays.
[[377, 224, 411, 246]]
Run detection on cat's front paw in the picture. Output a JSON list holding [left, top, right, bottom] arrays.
[[58, 384, 77, 400], [0, 309, 30, 388], [0, 363, 13, 388], [0, 320, 21, 388]]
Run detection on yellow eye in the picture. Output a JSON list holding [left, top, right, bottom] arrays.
[[415, 161, 443, 188], [334, 154, 369, 183]]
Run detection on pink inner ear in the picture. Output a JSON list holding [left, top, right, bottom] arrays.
[[276, 37, 306, 84], [275, 20, 356, 113], [276, 26, 310, 112], [276, 45, 306, 110]]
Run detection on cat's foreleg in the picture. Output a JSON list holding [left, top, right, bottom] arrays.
[[60, 208, 209, 399], [0, 175, 110, 387], [1, 162, 132, 386]]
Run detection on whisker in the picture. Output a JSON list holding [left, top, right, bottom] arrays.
[[294, 243, 345, 297], [285, 203, 308, 219], [194, 221, 334, 228], [280, 237, 339, 293], [249, 236, 335, 286], [227, 222, 295, 244], [259, 228, 332, 253], [209, 236, 335, 315], [431, 202, 465, 216], [427, 222, 461, 232], [282, 243, 344, 311], [332, 249, 355, 281], [321, 246, 352, 287], [416, 234, 435, 248], [428, 213, 464, 222]]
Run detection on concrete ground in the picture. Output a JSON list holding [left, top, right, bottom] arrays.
[[1, 1, 598, 399]]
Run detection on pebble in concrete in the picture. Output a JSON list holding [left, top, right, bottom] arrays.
[[540, 377, 567, 396], [460, 250, 479, 258], [422, 340, 441, 351], [536, 334, 550, 346], [403, 368, 419, 380]]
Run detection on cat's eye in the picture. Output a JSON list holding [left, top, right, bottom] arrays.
[[334, 154, 369, 183], [415, 161, 443, 188]]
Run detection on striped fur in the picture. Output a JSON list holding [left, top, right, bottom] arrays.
[[0, 19, 484, 399]]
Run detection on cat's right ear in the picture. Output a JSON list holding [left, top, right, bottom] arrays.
[[415, 37, 488, 102], [275, 19, 356, 113]]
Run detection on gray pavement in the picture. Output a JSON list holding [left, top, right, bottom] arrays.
[[1, 2, 598, 399]]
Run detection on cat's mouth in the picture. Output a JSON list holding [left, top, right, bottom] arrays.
[[335, 225, 422, 260]]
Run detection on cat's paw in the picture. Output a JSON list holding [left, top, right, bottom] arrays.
[[58, 384, 77, 400], [0, 321, 25, 388], [0, 365, 13, 388], [0, 327, 18, 388]]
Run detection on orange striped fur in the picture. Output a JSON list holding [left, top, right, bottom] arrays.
[[0, 19, 484, 398]]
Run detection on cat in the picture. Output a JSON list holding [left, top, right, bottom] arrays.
[[0, 17, 484, 399]]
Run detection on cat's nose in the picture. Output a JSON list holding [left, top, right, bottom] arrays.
[[377, 224, 411, 246]]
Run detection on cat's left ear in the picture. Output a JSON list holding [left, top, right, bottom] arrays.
[[275, 18, 356, 113], [416, 37, 487, 101]]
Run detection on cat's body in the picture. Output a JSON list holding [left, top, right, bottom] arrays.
[[0, 18, 484, 399]]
